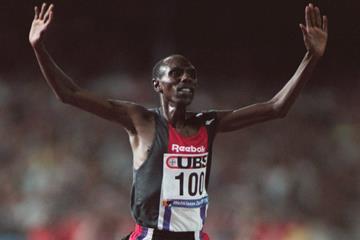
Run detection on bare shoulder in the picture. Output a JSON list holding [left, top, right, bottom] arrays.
[[107, 99, 155, 133], [108, 99, 153, 117]]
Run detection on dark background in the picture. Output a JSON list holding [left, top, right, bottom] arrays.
[[1, 0, 360, 88]]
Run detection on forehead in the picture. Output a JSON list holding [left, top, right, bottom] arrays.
[[163, 56, 195, 70]]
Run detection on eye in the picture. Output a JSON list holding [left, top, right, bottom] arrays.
[[169, 68, 183, 78], [187, 69, 197, 79]]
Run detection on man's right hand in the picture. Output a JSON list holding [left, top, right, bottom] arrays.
[[29, 3, 54, 48]]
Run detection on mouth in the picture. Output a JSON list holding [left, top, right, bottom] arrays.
[[177, 86, 194, 95]]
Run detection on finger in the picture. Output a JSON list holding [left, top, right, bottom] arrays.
[[314, 6, 322, 27], [39, 3, 47, 19], [45, 11, 54, 27], [308, 3, 316, 27], [305, 6, 312, 28], [34, 6, 39, 19], [322, 15, 328, 33], [44, 4, 54, 22]]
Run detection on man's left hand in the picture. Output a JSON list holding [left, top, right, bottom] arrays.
[[300, 3, 328, 58]]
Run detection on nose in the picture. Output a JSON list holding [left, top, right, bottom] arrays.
[[180, 76, 195, 86], [180, 70, 196, 84]]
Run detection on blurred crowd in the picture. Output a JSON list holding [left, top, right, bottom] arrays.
[[0, 72, 359, 240]]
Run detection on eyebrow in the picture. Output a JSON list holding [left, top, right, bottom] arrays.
[[169, 66, 196, 71]]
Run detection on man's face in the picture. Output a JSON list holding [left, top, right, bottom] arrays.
[[155, 56, 198, 106]]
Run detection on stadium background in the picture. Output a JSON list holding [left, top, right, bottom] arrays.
[[0, 0, 359, 239]]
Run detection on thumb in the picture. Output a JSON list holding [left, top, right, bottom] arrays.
[[299, 23, 308, 37]]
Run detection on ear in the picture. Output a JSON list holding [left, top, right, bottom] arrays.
[[152, 78, 162, 93]]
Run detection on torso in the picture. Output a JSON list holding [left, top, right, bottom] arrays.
[[129, 108, 218, 231]]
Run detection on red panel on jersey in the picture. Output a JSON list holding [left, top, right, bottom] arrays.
[[167, 124, 208, 154]]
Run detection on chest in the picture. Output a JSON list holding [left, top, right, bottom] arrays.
[[131, 117, 208, 169], [173, 125, 199, 137]]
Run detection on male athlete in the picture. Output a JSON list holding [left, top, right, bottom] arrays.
[[29, 2, 328, 240]]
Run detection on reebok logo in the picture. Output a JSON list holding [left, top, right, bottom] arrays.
[[171, 144, 206, 153]]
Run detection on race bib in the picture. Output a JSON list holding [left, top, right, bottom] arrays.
[[162, 152, 208, 206]]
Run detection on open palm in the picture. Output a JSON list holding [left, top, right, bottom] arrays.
[[29, 3, 54, 47], [300, 3, 328, 58]]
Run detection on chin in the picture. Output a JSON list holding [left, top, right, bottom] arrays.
[[176, 98, 193, 106]]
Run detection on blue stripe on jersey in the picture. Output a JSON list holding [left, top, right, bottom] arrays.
[[137, 227, 148, 240], [200, 205, 206, 225], [163, 206, 172, 231]]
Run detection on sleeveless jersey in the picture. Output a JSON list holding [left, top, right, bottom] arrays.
[[130, 108, 218, 232]]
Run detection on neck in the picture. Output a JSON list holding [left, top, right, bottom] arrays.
[[160, 97, 187, 127]]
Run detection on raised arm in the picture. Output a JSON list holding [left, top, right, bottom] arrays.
[[216, 3, 328, 132], [29, 3, 149, 134]]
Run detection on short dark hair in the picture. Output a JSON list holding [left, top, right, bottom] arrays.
[[152, 58, 166, 80], [152, 54, 190, 80]]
